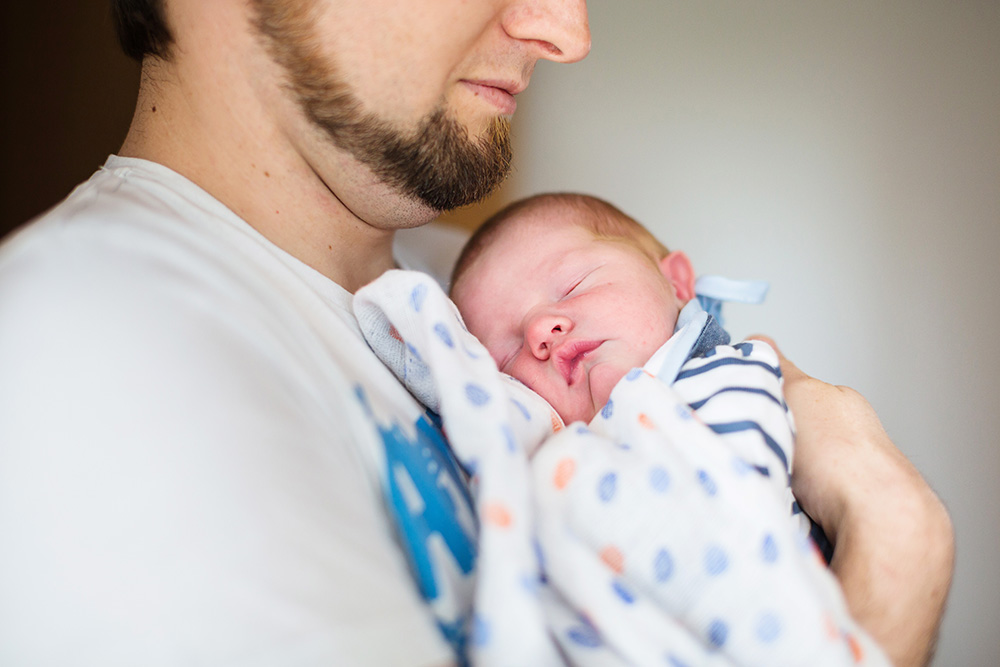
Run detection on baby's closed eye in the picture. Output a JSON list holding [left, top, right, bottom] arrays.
[[562, 267, 598, 298]]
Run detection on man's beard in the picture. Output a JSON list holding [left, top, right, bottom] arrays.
[[252, 0, 512, 212]]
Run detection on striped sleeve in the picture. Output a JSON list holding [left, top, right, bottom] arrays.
[[671, 340, 795, 492]]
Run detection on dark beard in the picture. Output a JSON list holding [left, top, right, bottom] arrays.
[[252, 0, 512, 212]]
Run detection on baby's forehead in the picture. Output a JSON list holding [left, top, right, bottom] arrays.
[[457, 215, 578, 287], [498, 205, 595, 246], [483, 219, 592, 273]]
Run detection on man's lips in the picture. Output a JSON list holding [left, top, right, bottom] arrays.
[[460, 80, 523, 115], [553, 340, 603, 385]]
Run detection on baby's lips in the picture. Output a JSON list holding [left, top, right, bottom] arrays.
[[553, 339, 603, 385]]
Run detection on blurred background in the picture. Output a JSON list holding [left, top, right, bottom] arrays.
[[3, 2, 997, 665]]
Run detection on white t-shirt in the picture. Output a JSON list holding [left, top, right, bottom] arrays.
[[0, 156, 475, 665]]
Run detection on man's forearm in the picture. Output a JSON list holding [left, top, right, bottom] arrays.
[[752, 334, 956, 667], [828, 445, 955, 667]]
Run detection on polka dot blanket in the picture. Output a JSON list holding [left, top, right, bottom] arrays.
[[354, 270, 889, 667]]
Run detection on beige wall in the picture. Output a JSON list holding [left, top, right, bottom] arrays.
[[504, 2, 999, 664]]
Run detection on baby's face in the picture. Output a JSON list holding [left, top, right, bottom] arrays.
[[453, 215, 690, 424]]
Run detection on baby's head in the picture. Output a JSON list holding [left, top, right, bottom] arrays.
[[451, 193, 696, 424]]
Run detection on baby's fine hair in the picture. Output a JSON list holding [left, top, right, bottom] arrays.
[[450, 193, 670, 294]]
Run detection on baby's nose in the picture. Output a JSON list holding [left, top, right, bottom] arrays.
[[525, 314, 571, 359]]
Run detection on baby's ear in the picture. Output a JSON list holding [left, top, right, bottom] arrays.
[[658, 251, 696, 302]]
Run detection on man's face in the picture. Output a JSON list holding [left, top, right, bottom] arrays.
[[252, 0, 590, 212], [453, 214, 689, 424]]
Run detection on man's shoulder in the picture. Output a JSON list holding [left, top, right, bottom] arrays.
[[0, 159, 388, 409], [2, 159, 338, 331], [2, 162, 209, 288]]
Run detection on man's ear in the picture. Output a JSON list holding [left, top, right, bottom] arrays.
[[658, 251, 696, 302]]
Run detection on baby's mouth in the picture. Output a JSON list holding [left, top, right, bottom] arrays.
[[554, 339, 604, 385]]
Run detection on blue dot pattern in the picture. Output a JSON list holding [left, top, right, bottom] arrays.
[[612, 579, 636, 604], [756, 612, 781, 643], [568, 623, 602, 648], [649, 466, 670, 492], [697, 470, 718, 496], [520, 572, 541, 595], [433, 322, 454, 348], [731, 457, 752, 476], [532, 539, 547, 577], [409, 283, 427, 312], [511, 398, 531, 421], [601, 399, 614, 419], [708, 620, 729, 648], [762, 534, 779, 563], [654, 549, 675, 582], [598, 473, 617, 502], [464, 383, 490, 406], [502, 425, 517, 453], [472, 614, 490, 647], [705, 546, 729, 576]]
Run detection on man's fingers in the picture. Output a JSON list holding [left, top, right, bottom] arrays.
[[744, 333, 779, 352], [744, 334, 808, 383]]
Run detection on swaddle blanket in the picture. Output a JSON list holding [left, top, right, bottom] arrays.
[[354, 270, 888, 667]]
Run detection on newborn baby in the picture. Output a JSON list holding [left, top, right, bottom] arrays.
[[452, 192, 703, 424]]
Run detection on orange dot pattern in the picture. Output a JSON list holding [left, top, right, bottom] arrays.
[[846, 633, 864, 662], [551, 411, 564, 433], [484, 502, 512, 528], [553, 458, 576, 490], [600, 545, 625, 574]]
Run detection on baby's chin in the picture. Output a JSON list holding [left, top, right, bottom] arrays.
[[541, 363, 635, 425], [554, 401, 598, 426], [586, 364, 631, 420], [553, 376, 622, 425]]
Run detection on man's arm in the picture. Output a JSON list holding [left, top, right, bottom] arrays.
[[752, 337, 955, 667]]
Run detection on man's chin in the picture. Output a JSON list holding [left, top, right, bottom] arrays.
[[406, 114, 512, 211]]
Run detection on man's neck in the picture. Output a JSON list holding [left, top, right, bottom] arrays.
[[118, 54, 419, 293]]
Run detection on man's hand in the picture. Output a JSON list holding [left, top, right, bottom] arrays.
[[749, 335, 955, 667]]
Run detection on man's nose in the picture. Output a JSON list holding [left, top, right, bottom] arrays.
[[501, 0, 592, 64], [524, 312, 572, 360]]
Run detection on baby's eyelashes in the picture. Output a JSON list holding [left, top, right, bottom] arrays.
[[563, 278, 584, 297], [561, 265, 601, 298]]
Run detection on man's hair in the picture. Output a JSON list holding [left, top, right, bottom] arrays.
[[451, 193, 669, 293], [111, 0, 173, 61]]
